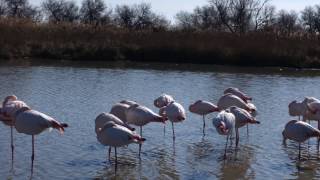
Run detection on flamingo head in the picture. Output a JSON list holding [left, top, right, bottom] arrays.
[[3, 95, 18, 104], [217, 122, 228, 134]]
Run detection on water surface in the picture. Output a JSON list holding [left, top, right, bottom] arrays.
[[0, 62, 319, 179]]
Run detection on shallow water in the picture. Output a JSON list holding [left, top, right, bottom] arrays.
[[0, 63, 320, 179]]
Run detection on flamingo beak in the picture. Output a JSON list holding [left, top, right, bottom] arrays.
[[218, 124, 228, 133]]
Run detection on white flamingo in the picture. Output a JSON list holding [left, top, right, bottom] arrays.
[[96, 121, 145, 170], [126, 104, 166, 155], [95, 113, 135, 160], [282, 120, 320, 159], [224, 87, 252, 103], [212, 110, 235, 159], [14, 108, 67, 170], [159, 101, 186, 139], [154, 94, 174, 108], [0, 95, 30, 162], [228, 106, 260, 146], [189, 100, 219, 134]]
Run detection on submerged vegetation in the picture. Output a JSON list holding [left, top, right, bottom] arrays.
[[0, 0, 320, 68]]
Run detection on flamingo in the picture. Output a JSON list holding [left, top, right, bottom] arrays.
[[96, 121, 145, 170], [189, 100, 219, 134], [228, 106, 260, 146], [159, 101, 186, 140], [282, 120, 320, 159], [288, 97, 320, 121], [217, 93, 255, 133], [110, 102, 130, 123], [224, 87, 252, 103], [153, 94, 174, 108], [153, 94, 175, 133], [0, 95, 30, 162], [14, 108, 68, 171], [95, 112, 135, 159], [120, 100, 138, 106], [126, 104, 166, 155], [212, 110, 235, 159]]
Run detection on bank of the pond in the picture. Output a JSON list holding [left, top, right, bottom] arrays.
[[0, 20, 319, 69]]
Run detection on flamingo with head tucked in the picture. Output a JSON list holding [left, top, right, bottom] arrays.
[[154, 94, 174, 108], [224, 87, 252, 103], [189, 100, 219, 134], [212, 110, 235, 159], [228, 106, 260, 146], [159, 101, 186, 140], [11, 107, 67, 171], [126, 104, 166, 155], [95, 113, 135, 159], [96, 121, 145, 171], [282, 120, 320, 159], [153, 94, 175, 133], [0, 95, 31, 162]]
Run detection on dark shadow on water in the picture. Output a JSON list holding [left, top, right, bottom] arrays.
[[2, 59, 320, 77]]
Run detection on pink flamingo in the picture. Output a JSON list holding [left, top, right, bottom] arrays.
[[126, 104, 166, 155], [154, 94, 174, 108], [14, 108, 67, 171], [0, 95, 31, 162], [95, 112, 135, 159], [224, 87, 252, 103], [282, 120, 320, 159], [96, 121, 145, 170], [159, 101, 186, 140], [189, 100, 219, 134]]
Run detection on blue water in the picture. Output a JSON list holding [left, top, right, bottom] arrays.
[[0, 63, 319, 179]]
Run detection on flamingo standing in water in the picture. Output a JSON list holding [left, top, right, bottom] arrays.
[[224, 87, 252, 103], [288, 97, 320, 121], [218, 93, 256, 134], [0, 95, 31, 162], [189, 100, 219, 134], [159, 101, 186, 140], [153, 94, 175, 133], [96, 121, 145, 171], [282, 120, 320, 159], [4, 103, 68, 171], [109, 100, 138, 123], [95, 113, 135, 159], [154, 94, 174, 108], [126, 104, 166, 155], [228, 106, 260, 146], [212, 110, 235, 159]]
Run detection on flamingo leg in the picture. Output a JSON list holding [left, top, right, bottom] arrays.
[[11, 126, 14, 162], [172, 121, 175, 140], [114, 147, 117, 172], [31, 135, 35, 172], [318, 120, 320, 150], [298, 143, 301, 160], [163, 124, 166, 135], [202, 115, 206, 135], [139, 126, 142, 156], [236, 128, 239, 147], [246, 124, 249, 136], [224, 135, 229, 159], [108, 146, 111, 161]]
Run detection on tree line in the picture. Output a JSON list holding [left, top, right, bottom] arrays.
[[0, 0, 320, 68], [0, 0, 319, 36]]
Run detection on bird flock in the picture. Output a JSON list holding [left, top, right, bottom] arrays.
[[0, 87, 319, 173]]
